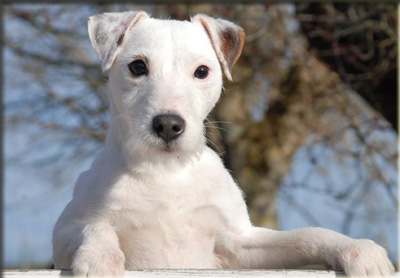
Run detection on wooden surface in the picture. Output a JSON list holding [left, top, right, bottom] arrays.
[[3, 269, 400, 277], [3, 269, 343, 277]]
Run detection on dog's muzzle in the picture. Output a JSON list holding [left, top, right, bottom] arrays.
[[152, 114, 185, 143]]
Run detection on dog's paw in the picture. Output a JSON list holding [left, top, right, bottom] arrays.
[[334, 239, 395, 277], [72, 244, 125, 277]]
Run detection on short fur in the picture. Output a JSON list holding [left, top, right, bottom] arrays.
[[52, 11, 395, 277]]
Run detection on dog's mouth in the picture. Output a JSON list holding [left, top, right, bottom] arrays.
[[148, 129, 184, 153], [159, 142, 179, 153]]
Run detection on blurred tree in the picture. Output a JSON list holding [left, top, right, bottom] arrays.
[[5, 4, 107, 170], [296, 3, 397, 130], [4, 2, 397, 240]]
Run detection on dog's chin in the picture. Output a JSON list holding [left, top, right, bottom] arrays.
[[158, 144, 178, 153], [147, 135, 186, 153], [125, 133, 204, 158], [150, 140, 203, 157], [154, 141, 184, 153]]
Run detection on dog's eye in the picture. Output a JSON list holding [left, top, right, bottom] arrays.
[[128, 60, 148, 77], [194, 66, 209, 79]]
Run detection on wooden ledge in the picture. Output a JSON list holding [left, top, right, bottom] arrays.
[[3, 269, 400, 277], [3, 269, 344, 277]]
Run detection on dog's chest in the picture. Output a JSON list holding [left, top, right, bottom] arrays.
[[107, 173, 225, 268]]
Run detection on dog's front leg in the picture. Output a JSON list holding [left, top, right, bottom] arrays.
[[218, 227, 394, 277], [71, 221, 125, 277]]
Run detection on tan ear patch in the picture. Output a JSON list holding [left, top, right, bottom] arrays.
[[220, 27, 245, 73], [192, 14, 245, 81]]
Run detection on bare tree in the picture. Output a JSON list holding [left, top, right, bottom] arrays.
[[296, 3, 397, 131]]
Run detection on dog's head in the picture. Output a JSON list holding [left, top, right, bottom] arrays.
[[88, 11, 244, 165]]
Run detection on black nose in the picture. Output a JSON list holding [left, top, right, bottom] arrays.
[[152, 114, 185, 143]]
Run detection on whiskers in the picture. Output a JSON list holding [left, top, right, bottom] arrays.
[[204, 119, 231, 155]]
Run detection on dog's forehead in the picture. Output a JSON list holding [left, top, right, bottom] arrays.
[[122, 18, 214, 58]]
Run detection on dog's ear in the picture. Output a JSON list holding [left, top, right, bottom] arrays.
[[88, 11, 149, 73], [192, 14, 245, 81]]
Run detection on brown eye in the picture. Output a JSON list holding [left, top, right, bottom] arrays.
[[194, 65, 209, 79], [128, 60, 148, 77]]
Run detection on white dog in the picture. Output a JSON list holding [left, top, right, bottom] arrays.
[[52, 11, 395, 277]]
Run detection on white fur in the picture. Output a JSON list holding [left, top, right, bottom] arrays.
[[52, 11, 395, 277]]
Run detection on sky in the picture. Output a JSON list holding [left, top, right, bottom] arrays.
[[278, 125, 398, 261], [3, 3, 398, 269]]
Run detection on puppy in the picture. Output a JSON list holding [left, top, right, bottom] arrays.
[[52, 11, 395, 277]]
